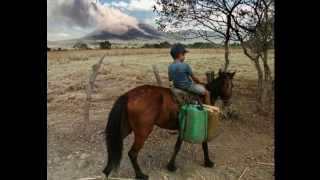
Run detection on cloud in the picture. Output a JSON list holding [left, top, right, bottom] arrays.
[[47, 0, 144, 40], [110, 1, 129, 9], [47, 0, 161, 41], [143, 17, 157, 28], [51, 0, 140, 29], [105, 0, 156, 11], [57, 33, 70, 37], [127, 0, 156, 11], [47, 32, 71, 41]]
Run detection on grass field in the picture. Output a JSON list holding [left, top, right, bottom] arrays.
[[47, 48, 274, 180]]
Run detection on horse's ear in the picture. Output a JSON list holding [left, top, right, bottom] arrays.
[[231, 71, 236, 78]]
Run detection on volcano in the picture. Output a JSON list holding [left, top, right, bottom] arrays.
[[83, 23, 163, 40]]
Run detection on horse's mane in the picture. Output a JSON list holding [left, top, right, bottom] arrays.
[[206, 74, 224, 100]]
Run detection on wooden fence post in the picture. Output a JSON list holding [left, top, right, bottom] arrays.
[[206, 71, 215, 84], [84, 54, 106, 122], [152, 65, 163, 86]]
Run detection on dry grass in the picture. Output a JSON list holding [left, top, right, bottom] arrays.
[[47, 48, 274, 180]]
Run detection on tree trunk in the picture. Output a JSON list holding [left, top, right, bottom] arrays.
[[261, 1, 273, 114], [236, 29, 271, 115], [253, 59, 263, 97], [224, 39, 230, 72], [223, 15, 232, 72], [254, 56, 273, 114], [262, 49, 272, 81], [261, 49, 273, 113], [253, 59, 266, 113]]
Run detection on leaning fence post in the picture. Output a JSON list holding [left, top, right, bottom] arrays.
[[84, 54, 106, 122], [152, 65, 163, 86], [206, 71, 215, 84]]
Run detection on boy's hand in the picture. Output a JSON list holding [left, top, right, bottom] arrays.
[[199, 82, 207, 86], [191, 75, 207, 85]]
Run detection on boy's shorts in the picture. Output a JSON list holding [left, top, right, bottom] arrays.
[[185, 83, 207, 95]]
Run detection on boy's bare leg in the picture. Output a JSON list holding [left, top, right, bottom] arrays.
[[204, 90, 211, 105]]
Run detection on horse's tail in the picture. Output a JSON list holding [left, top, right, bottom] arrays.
[[103, 94, 128, 176]]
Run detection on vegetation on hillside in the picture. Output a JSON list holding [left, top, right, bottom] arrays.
[[99, 41, 112, 49], [73, 42, 89, 50]]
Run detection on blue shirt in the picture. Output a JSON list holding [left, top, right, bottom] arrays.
[[168, 60, 193, 89]]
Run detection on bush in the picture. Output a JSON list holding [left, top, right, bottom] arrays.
[[142, 41, 172, 48], [99, 41, 111, 49], [73, 42, 89, 50], [159, 41, 171, 48], [187, 42, 218, 48], [47, 46, 51, 51], [229, 42, 241, 48], [142, 43, 152, 48]]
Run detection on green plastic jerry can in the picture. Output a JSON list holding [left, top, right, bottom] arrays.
[[179, 104, 208, 143]]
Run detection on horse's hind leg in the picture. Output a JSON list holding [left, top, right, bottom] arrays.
[[202, 142, 215, 168], [128, 132, 151, 180], [167, 135, 183, 172], [103, 123, 132, 177]]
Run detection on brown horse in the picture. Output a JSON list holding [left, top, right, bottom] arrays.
[[103, 70, 235, 179]]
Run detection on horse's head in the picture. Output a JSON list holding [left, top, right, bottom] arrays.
[[206, 69, 236, 106]]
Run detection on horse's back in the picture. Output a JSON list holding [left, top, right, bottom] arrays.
[[127, 84, 170, 93], [125, 84, 179, 130], [125, 85, 170, 100]]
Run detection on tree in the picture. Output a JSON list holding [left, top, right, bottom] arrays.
[[230, 0, 274, 113], [99, 41, 112, 49], [73, 42, 89, 50], [154, 0, 274, 113], [154, 0, 243, 71]]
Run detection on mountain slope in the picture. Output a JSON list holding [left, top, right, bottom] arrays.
[[83, 23, 163, 40]]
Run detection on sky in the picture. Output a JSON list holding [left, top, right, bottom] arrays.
[[47, 0, 158, 41]]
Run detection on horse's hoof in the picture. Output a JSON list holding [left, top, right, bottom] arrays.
[[136, 174, 149, 180], [204, 160, 215, 168], [167, 163, 177, 172]]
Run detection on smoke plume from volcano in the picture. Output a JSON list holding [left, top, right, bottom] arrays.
[[48, 0, 142, 37]]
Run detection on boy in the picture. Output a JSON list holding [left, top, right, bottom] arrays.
[[168, 43, 211, 105]]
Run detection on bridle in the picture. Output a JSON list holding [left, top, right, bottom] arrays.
[[208, 74, 233, 105]]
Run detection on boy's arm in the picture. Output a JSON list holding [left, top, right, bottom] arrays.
[[191, 75, 203, 84], [187, 64, 205, 85], [168, 66, 172, 81]]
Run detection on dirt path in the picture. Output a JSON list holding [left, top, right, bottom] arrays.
[[47, 49, 274, 180]]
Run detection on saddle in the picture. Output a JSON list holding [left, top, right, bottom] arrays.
[[170, 86, 203, 107]]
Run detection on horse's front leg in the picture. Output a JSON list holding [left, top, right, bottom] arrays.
[[202, 142, 215, 168], [167, 135, 183, 172]]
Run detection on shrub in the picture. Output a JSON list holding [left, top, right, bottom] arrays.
[[99, 41, 111, 49], [187, 42, 218, 48], [159, 41, 171, 48], [142, 41, 172, 48], [73, 42, 89, 50]]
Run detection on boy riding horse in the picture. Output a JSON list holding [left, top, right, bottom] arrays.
[[103, 43, 236, 180], [168, 43, 212, 105]]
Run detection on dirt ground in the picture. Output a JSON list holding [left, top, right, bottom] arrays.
[[47, 48, 274, 180]]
